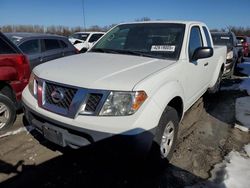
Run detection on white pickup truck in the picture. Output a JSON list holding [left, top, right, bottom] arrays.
[[22, 21, 226, 160]]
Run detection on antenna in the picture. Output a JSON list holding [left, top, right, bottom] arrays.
[[82, 0, 86, 31]]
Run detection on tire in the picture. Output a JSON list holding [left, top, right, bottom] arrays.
[[227, 63, 236, 79], [237, 57, 242, 64], [149, 106, 179, 162], [229, 62, 236, 78], [0, 94, 16, 131], [208, 70, 222, 94]]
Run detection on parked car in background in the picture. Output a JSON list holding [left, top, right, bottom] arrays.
[[211, 31, 240, 78], [69, 32, 105, 52], [236, 39, 244, 63], [0, 31, 30, 130], [5, 33, 78, 70], [237, 36, 250, 57]]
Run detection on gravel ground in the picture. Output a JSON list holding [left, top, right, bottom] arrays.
[[0, 76, 249, 188]]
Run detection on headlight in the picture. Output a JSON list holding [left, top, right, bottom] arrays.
[[28, 72, 37, 98], [226, 51, 233, 60], [99, 91, 147, 116]]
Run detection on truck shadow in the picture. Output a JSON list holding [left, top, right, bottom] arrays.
[[1, 128, 204, 188], [203, 79, 248, 125]]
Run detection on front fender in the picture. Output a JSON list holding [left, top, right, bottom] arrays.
[[151, 80, 185, 114]]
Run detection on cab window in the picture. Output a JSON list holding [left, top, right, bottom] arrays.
[[19, 40, 40, 55], [202, 26, 212, 47], [44, 39, 61, 51], [189, 26, 203, 60]]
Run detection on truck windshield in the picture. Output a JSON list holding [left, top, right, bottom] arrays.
[[91, 23, 185, 60]]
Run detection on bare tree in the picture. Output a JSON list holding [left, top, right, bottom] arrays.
[[1, 23, 250, 37], [135, 17, 151, 22]]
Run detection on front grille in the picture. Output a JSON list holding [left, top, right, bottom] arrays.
[[45, 82, 77, 110], [85, 93, 103, 113]]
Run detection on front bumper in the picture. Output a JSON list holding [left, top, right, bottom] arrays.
[[24, 104, 155, 152], [24, 104, 108, 147], [22, 86, 160, 151]]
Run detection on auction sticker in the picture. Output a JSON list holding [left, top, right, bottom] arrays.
[[220, 37, 230, 40], [151, 45, 176, 52]]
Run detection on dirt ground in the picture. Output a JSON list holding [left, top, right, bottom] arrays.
[[0, 79, 249, 188]]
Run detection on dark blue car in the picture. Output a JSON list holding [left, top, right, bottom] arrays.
[[5, 32, 78, 70]]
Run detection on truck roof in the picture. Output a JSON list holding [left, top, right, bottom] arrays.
[[118, 20, 205, 26]]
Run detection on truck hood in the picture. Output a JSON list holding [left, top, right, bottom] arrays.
[[34, 52, 175, 91]]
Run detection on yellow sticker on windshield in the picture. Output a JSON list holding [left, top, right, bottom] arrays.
[[151, 45, 176, 52]]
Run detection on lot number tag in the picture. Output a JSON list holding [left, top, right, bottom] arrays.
[[151, 45, 176, 52]]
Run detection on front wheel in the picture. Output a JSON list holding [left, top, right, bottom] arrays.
[[150, 106, 179, 161], [0, 94, 16, 131]]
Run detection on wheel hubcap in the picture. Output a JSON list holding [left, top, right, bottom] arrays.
[[0, 102, 10, 129], [160, 121, 175, 158]]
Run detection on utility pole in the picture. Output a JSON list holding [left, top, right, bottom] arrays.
[[82, 0, 86, 31]]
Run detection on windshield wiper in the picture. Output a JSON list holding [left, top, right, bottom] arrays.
[[119, 50, 166, 59], [91, 48, 166, 59], [90, 48, 120, 54]]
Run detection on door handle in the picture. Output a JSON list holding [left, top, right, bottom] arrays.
[[204, 62, 209, 66]]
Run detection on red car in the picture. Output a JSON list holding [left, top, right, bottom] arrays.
[[237, 36, 250, 57], [0, 31, 30, 130]]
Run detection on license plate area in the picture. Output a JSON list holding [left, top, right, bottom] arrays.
[[43, 124, 65, 147]]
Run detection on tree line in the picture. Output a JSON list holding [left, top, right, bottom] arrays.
[[0, 17, 152, 36], [211, 26, 250, 36], [0, 24, 116, 36], [1, 21, 250, 37]]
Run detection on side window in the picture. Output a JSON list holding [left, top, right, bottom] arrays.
[[44, 39, 61, 51], [59, 40, 68, 48], [88, 34, 103, 43], [202, 26, 212, 47], [189, 26, 203, 60], [0, 37, 16, 54], [19, 40, 39, 55]]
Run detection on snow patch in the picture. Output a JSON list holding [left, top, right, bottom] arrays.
[[235, 97, 250, 131], [0, 126, 34, 138], [187, 143, 250, 188], [235, 123, 249, 132], [244, 145, 250, 157]]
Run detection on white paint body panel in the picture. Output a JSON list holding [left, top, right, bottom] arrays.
[[23, 21, 227, 135]]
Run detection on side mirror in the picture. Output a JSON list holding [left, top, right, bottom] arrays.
[[74, 40, 82, 45], [191, 47, 213, 61]]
